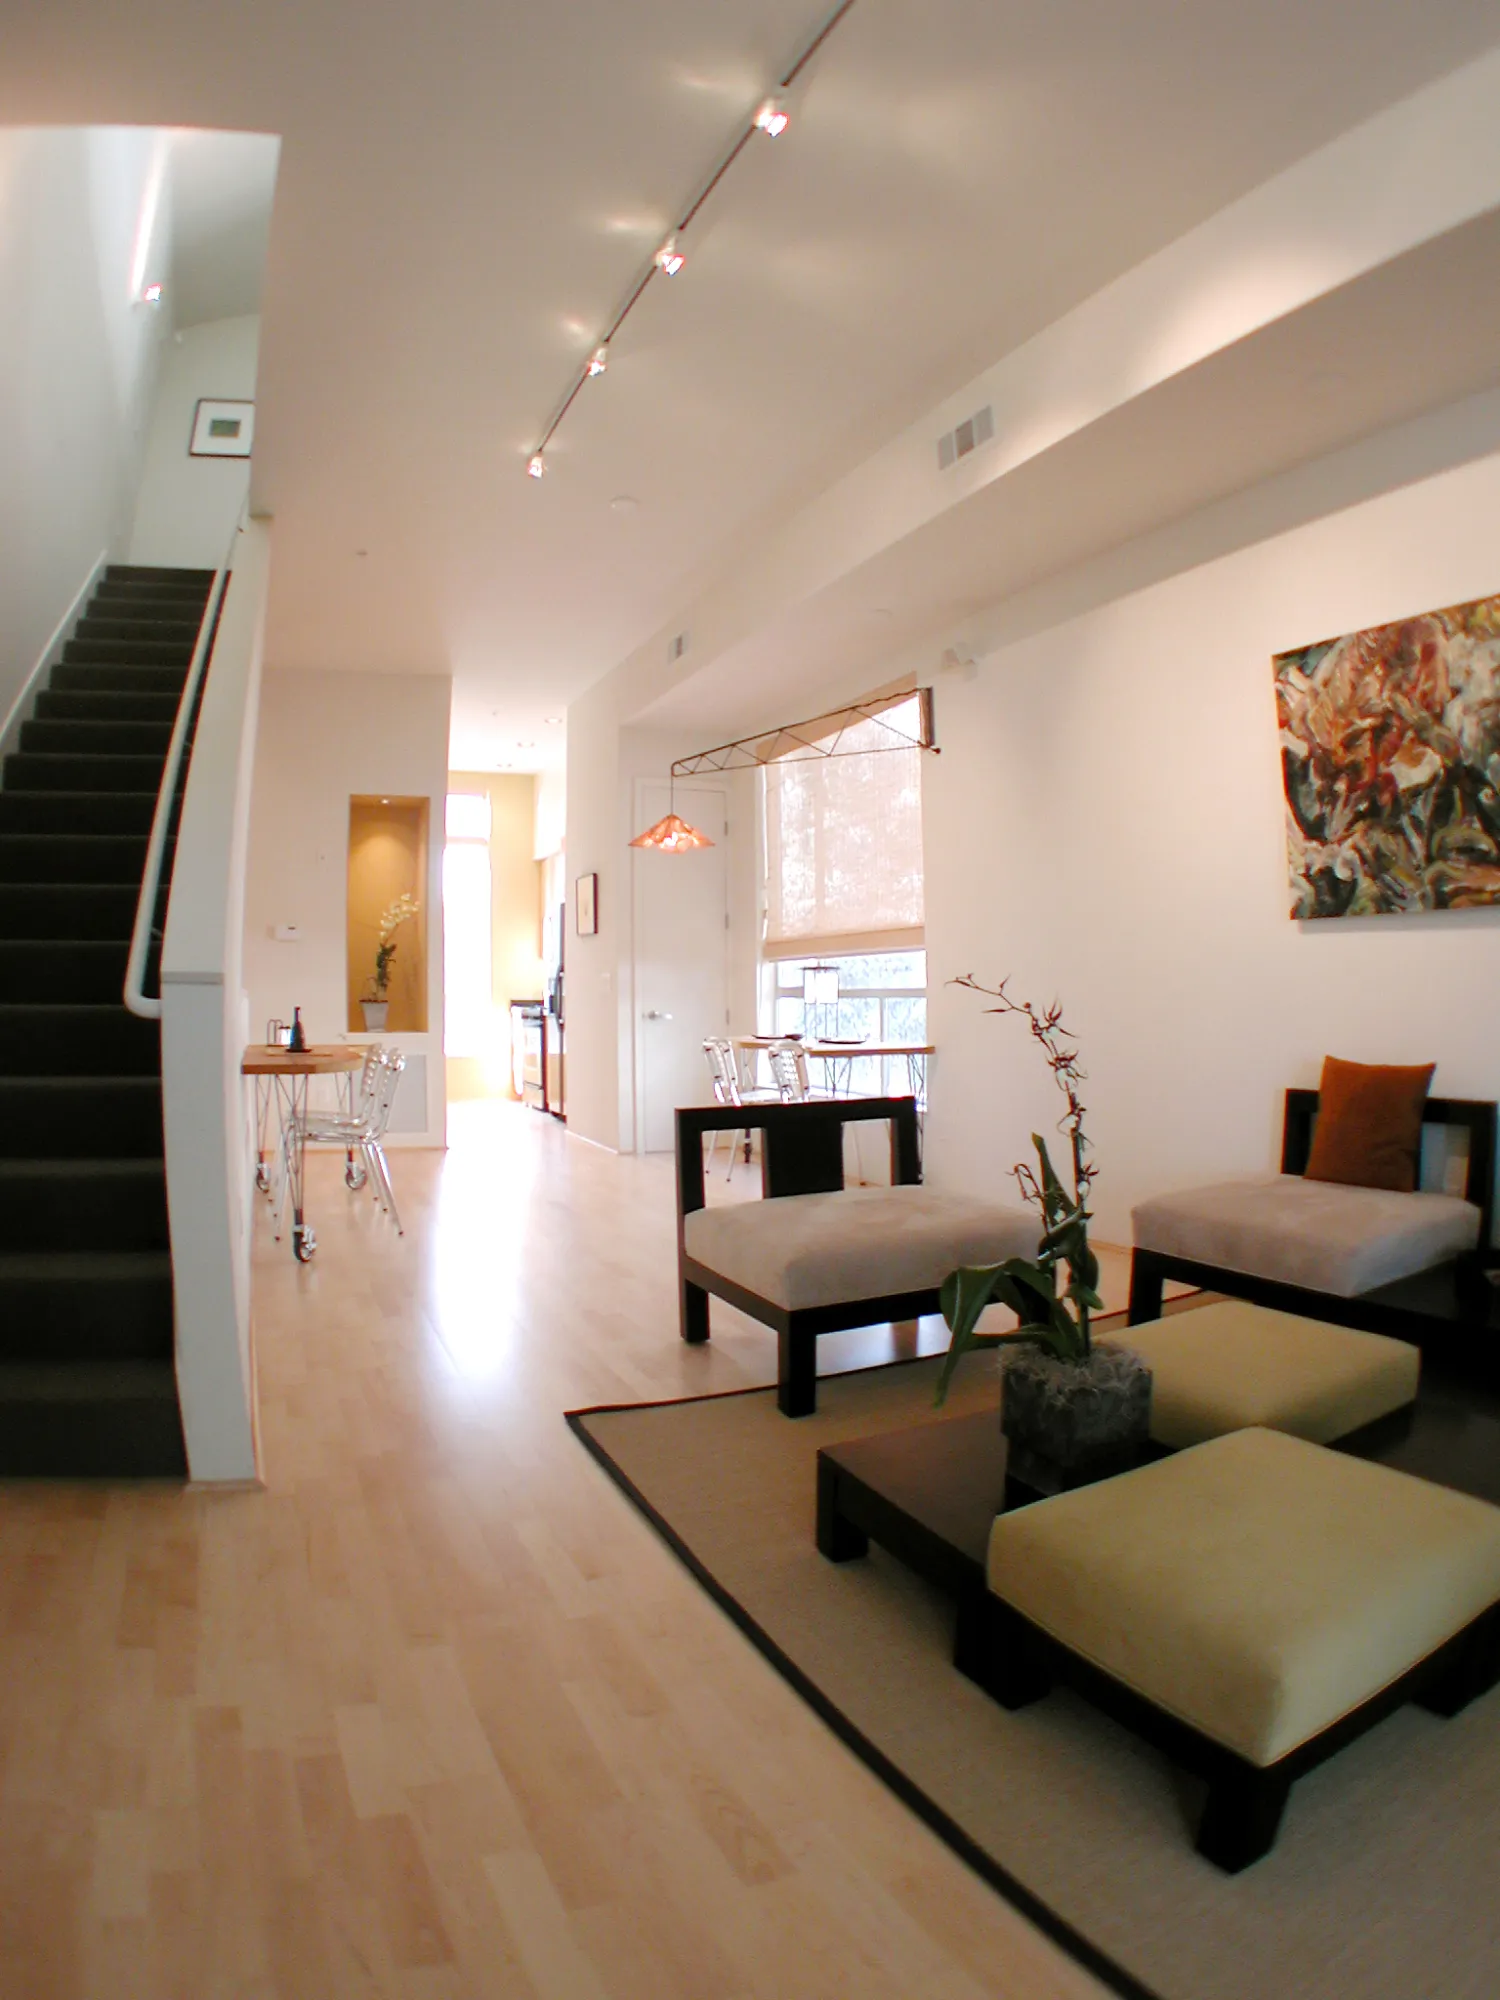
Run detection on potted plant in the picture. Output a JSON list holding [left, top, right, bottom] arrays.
[[361, 892, 420, 1031], [934, 977, 1151, 1491]]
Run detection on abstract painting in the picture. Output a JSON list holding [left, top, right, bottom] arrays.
[[1275, 592, 1500, 918]]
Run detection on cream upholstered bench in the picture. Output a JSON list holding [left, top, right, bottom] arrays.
[[980, 1427, 1500, 1870], [1123, 1300, 1420, 1450], [1128, 1089, 1494, 1341], [676, 1098, 1038, 1416]]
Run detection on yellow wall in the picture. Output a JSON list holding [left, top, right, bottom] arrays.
[[446, 772, 547, 1101], [347, 797, 429, 1032]]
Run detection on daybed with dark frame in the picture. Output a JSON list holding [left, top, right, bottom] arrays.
[[1128, 1089, 1497, 1353]]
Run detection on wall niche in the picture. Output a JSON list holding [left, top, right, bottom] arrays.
[[347, 796, 429, 1033]]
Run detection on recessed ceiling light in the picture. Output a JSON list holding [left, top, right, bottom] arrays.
[[587, 343, 610, 376], [654, 236, 685, 276], [609, 494, 639, 514], [527, 452, 546, 479], [544, 715, 563, 724], [754, 96, 790, 137]]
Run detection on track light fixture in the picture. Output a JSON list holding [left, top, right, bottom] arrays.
[[524, 0, 857, 480]]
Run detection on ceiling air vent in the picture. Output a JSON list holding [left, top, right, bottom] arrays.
[[936, 403, 994, 472]]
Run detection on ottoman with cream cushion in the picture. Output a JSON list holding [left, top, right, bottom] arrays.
[[1132, 1174, 1480, 1299], [983, 1427, 1500, 1869], [682, 1183, 1037, 1416], [1123, 1299, 1420, 1450]]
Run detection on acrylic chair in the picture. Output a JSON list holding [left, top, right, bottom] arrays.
[[701, 1036, 777, 1175], [279, 1048, 408, 1235], [767, 1039, 834, 1104]]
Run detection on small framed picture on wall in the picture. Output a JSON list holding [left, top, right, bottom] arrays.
[[189, 398, 255, 458], [575, 871, 598, 936]]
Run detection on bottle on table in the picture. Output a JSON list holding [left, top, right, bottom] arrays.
[[288, 1007, 307, 1053]]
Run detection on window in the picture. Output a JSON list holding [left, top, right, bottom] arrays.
[[443, 793, 492, 1057], [765, 950, 927, 1097], [762, 693, 926, 959]]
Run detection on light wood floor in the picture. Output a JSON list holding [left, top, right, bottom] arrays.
[[0, 1101, 1118, 1999]]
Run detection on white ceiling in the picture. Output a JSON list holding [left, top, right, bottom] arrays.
[[3, 1, 1499, 770]]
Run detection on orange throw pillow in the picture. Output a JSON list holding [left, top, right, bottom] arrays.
[[1303, 1056, 1435, 1192]]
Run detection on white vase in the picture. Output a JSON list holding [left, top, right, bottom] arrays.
[[361, 1001, 389, 1031]]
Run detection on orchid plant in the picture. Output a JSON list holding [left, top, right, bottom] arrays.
[[933, 977, 1104, 1405], [366, 893, 420, 1001]]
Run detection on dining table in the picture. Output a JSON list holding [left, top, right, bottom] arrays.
[[241, 1043, 365, 1262], [731, 1036, 935, 1103]]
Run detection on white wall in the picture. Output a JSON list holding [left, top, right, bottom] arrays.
[[161, 518, 270, 1483], [924, 422, 1500, 1246], [243, 670, 451, 1146], [129, 314, 259, 569], [0, 127, 169, 717]]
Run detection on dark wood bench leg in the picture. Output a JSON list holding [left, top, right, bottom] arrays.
[[1415, 1604, 1500, 1718], [778, 1322, 817, 1417], [816, 1459, 868, 1561], [987, 1598, 1054, 1709], [680, 1277, 709, 1345], [1127, 1250, 1165, 1325], [1196, 1756, 1293, 1872]]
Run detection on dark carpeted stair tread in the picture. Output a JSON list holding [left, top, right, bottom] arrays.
[[35, 691, 181, 724], [0, 1077, 164, 1153], [0, 1159, 168, 1252], [0, 938, 155, 1000], [0, 1360, 186, 1476], [74, 616, 202, 645], [20, 719, 174, 757], [0, 792, 158, 834], [0, 1251, 174, 1361], [0, 884, 145, 939], [105, 563, 214, 585], [0, 1358, 180, 1401], [0, 835, 166, 884], [63, 639, 195, 670], [3, 753, 168, 793], [50, 662, 188, 696], [0, 1007, 161, 1078], [88, 586, 208, 609]]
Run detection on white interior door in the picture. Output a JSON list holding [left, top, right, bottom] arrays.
[[633, 780, 727, 1152]]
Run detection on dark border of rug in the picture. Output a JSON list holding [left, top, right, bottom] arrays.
[[566, 1353, 1164, 2000]]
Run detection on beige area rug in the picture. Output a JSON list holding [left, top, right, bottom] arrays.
[[569, 1345, 1500, 2000]]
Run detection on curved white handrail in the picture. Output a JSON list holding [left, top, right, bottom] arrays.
[[123, 523, 242, 1021]]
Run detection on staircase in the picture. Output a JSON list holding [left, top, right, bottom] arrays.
[[0, 564, 216, 1476]]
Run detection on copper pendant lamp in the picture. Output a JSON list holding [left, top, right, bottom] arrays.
[[628, 780, 714, 852]]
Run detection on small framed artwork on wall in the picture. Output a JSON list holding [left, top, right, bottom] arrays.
[[575, 871, 598, 936], [189, 398, 255, 458]]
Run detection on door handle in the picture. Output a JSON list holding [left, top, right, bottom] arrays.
[[643, 1010, 674, 1021]]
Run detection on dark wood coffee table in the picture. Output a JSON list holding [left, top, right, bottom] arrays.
[[815, 1411, 1074, 1688], [817, 1384, 1500, 1701]]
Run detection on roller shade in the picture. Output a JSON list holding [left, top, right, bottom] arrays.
[[763, 695, 925, 959]]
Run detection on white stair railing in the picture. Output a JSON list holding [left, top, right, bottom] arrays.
[[123, 521, 240, 1020]]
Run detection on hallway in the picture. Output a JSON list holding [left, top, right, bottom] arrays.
[[0, 1103, 1104, 1998]]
